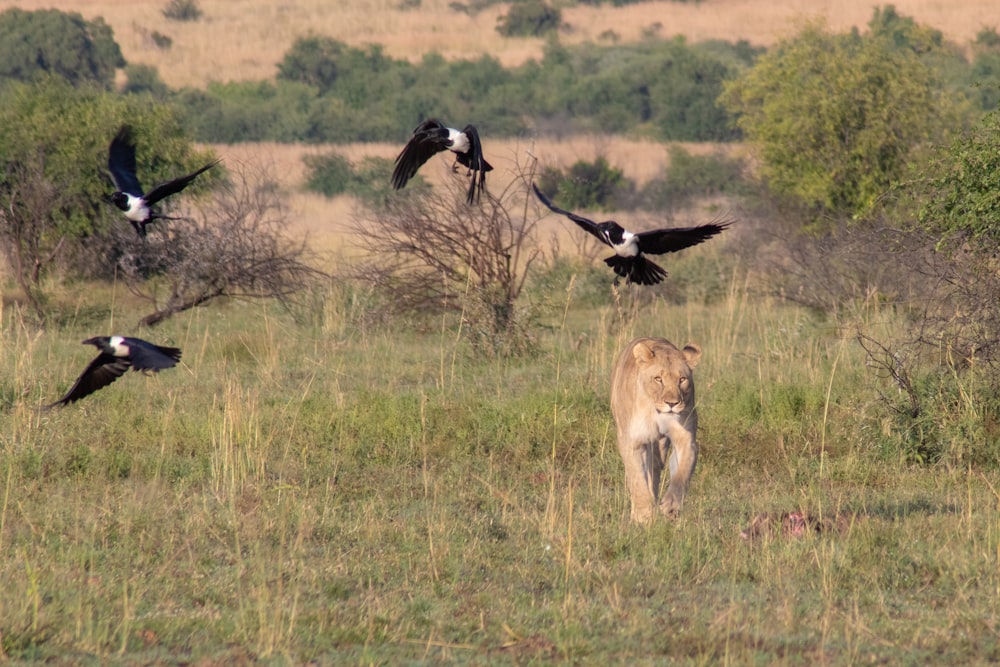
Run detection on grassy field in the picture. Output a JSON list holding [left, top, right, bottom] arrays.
[[2, 251, 999, 663], [3, 0, 1000, 662]]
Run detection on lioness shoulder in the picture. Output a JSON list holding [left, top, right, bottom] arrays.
[[610, 337, 701, 522]]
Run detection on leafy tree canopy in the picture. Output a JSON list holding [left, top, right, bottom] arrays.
[[496, 0, 562, 37], [720, 11, 966, 223], [867, 4, 943, 53], [0, 8, 125, 88], [267, 35, 754, 144], [537, 156, 628, 211], [915, 110, 1000, 251]]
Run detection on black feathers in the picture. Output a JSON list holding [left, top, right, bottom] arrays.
[[108, 126, 144, 198], [532, 183, 730, 286], [108, 125, 219, 237], [392, 119, 493, 205], [48, 336, 182, 408]]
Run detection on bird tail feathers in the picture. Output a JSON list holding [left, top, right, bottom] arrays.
[[604, 255, 667, 286]]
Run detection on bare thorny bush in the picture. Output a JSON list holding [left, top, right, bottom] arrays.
[[855, 240, 1000, 462], [747, 212, 923, 317], [352, 155, 543, 355], [757, 212, 1000, 428], [114, 162, 323, 326], [0, 152, 70, 326]]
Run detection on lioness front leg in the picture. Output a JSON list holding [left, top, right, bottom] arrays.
[[660, 422, 697, 517], [619, 440, 662, 523]]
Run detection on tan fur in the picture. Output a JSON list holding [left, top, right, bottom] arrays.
[[610, 337, 702, 523]]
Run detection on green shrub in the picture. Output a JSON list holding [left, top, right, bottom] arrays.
[[641, 146, 749, 212], [176, 80, 316, 142], [0, 8, 124, 88], [123, 64, 170, 98], [162, 0, 202, 21], [151, 30, 173, 49], [302, 154, 405, 207], [536, 156, 632, 211], [496, 0, 561, 37], [303, 152, 352, 197], [177, 36, 751, 143], [975, 26, 1000, 49], [342, 156, 404, 207], [277, 36, 346, 92], [720, 17, 960, 222], [969, 36, 1000, 111]]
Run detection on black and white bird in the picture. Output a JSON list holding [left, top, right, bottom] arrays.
[[108, 125, 220, 237], [532, 183, 730, 286], [391, 119, 493, 205], [47, 336, 182, 408]]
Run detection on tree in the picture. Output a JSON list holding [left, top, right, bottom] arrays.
[[302, 152, 353, 197], [0, 78, 218, 240], [969, 29, 1000, 112], [496, 1, 562, 37], [916, 110, 1000, 251], [867, 4, 943, 53], [115, 163, 323, 327], [0, 8, 124, 88], [0, 78, 219, 323], [536, 156, 630, 211], [162, 0, 203, 22], [277, 36, 345, 92], [883, 110, 1000, 367], [640, 145, 749, 213], [719, 17, 961, 223]]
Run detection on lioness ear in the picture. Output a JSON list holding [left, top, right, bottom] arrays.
[[632, 341, 655, 364], [683, 343, 702, 367]]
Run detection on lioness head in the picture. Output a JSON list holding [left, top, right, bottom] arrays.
[[631, 339, 701, 415]]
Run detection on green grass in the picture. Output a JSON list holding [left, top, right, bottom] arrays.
[[1, 273, 998, 665]]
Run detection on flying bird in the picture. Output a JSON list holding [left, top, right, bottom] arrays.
[[391, 119, 493, 205], [532, 183, 730, 286], [108, 125, 220, 237], [47, 336, 182, 408]]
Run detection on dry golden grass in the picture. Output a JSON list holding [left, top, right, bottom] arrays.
[[212, 136, 735, 191], [15, 0, 996, 88], [209, 137, 744, 255]]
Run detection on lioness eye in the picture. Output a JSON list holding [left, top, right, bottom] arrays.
[[679, 377, 688, 386], [654, 376, 663, 384]]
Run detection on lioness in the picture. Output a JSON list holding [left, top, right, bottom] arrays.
[[611, 337, 702, 522]]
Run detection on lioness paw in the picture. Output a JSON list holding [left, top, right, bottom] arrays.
[[659, 497, 682, 519]]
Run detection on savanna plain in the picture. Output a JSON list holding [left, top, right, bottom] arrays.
[[2, 0, 1000, 664]]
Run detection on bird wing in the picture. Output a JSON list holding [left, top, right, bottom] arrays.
[[454, 125, 493, 173], [142, 160, 220, 208], [123, 338, 182, 371], [391, 119, 451, 190], [454, 125, 492, 205], [635, 221, 731, 255], [531, 183, 611, 247], [49, 354, 131, 407], [108, 126, 144, 196]]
